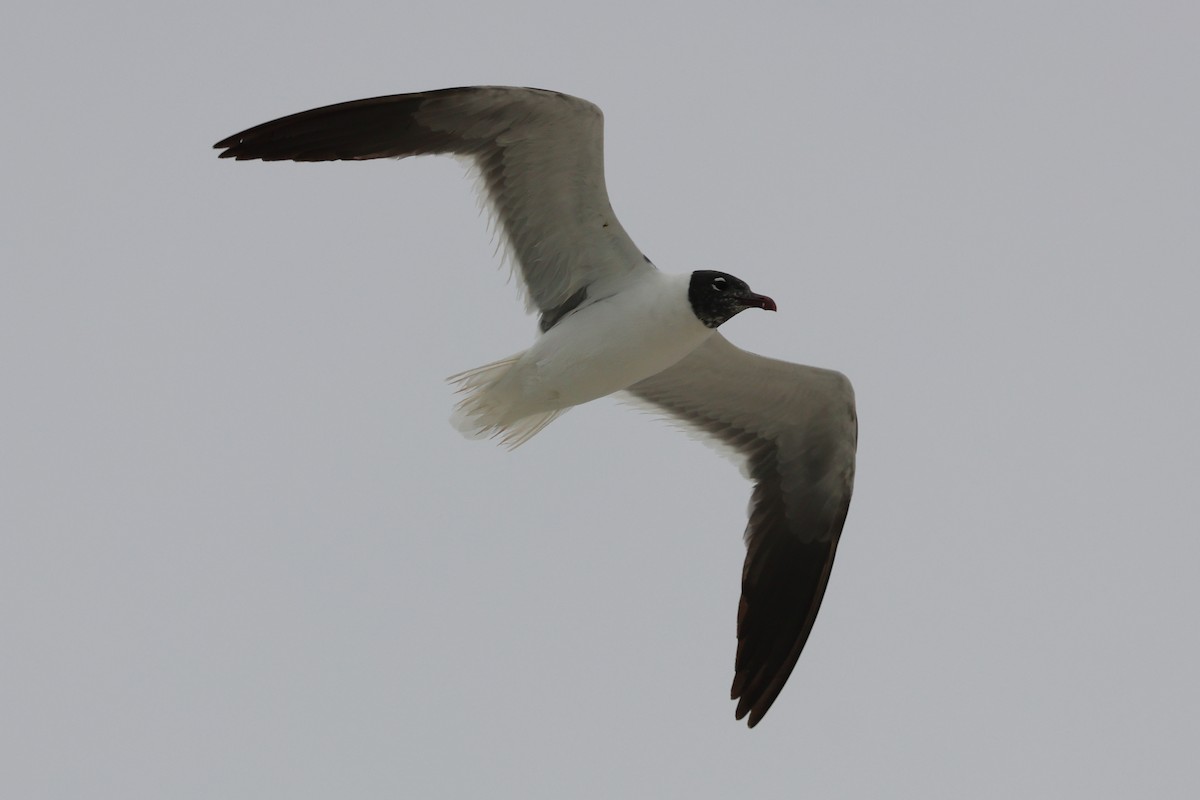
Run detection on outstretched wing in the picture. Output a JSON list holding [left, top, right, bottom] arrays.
[[626, 334, 857, 727], [215, 87, 651, 325]]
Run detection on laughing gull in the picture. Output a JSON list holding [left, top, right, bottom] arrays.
[[214, 87, 857, 727]]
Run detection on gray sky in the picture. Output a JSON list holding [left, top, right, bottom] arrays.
[[4, 2, 1198, 797]]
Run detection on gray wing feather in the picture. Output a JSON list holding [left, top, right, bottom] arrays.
[[626, 333, 857, 726], [214, 87, 649, 316]]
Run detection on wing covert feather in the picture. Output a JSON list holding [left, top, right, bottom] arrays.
[[626, 334, 857, 726], [215, 87, 648, 314]]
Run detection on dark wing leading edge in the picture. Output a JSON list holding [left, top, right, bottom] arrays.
[[626, 334, 857, 727], [214, 87, 651, 325]]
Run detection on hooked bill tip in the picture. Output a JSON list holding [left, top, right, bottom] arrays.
[[754, 294, 777, 312]]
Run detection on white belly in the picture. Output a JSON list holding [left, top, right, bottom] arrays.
[[512, 272, 712, 413]]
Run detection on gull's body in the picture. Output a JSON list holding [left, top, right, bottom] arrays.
[[449, 271, 715, 446], [215, 86, 857, 727]]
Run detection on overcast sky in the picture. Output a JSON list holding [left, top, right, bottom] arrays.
[[4, 2, 1198, 798]]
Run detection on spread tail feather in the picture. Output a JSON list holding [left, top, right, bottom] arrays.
[[447, 354, 566, 449]]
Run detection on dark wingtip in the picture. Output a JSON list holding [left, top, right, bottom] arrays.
[[212, 132, 244, 155], [208, 89, 472, 163], [732, 707, 763, 729]]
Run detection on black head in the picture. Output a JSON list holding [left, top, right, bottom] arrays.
[[687, 270, 777, 329]]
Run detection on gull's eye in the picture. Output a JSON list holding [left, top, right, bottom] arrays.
[[711, 277, 727, 292]]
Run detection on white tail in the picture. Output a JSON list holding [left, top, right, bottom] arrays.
[[446, 353, 566, 449]]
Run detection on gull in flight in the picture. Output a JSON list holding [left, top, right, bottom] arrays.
[[214, 87, 857, 727]]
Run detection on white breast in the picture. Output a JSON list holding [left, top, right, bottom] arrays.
[[512, 271, 713, 413]]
